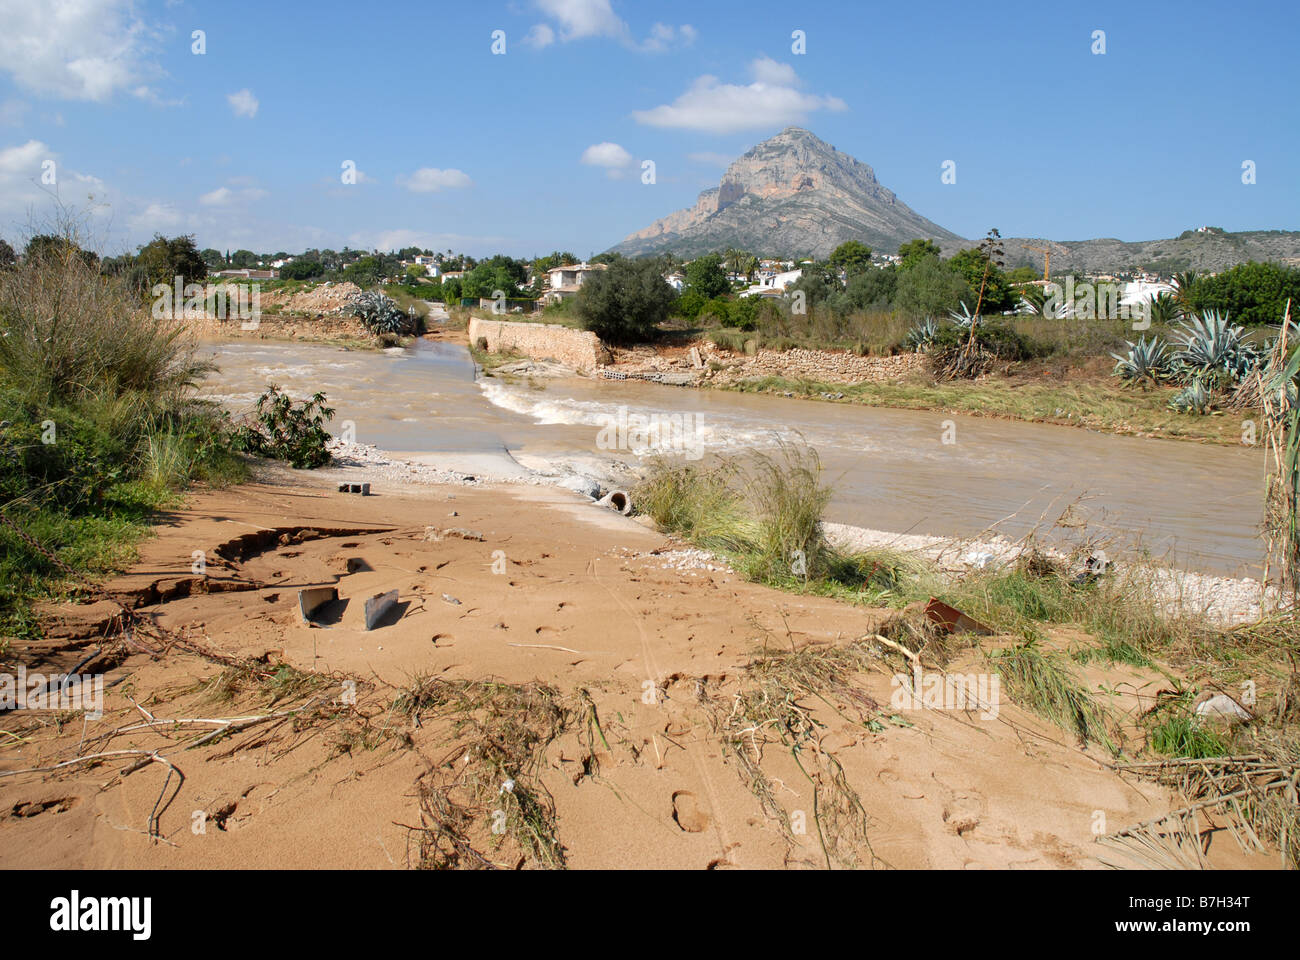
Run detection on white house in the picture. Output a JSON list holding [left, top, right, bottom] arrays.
[[544, 262, 607, 302], [1120, 279, 1175, 309], [664, 272, 685, 292], [739, 268, 802, 298], [412, 254, 441, 278]]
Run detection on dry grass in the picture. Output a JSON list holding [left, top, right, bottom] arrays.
[[398, 677, 575, 869], [700, 635, 892, 869]]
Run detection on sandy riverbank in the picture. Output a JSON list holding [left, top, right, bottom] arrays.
[[326, 438, 1274, 626], [1, 451, 1279, 869]]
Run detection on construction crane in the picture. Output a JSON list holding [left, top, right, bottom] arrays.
[[1021, 244, 1053, 281]]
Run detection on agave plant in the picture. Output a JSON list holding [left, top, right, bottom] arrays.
[[348, 291, 411, 335], [1168, 378, 1211, 414], [1111, 336, 1172, 385], [948, 302, 978, 330], [1170, 310, 1256, 383], [1016, 285, 1047, 317], [905, 316, 940, 351]]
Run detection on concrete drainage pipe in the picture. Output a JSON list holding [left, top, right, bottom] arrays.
[[597, 490, 632, 515]]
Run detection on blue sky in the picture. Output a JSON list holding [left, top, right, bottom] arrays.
[[1, 0, 1296, 258]]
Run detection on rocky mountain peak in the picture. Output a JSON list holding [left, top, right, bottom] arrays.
[[609, 128, 964, 259]]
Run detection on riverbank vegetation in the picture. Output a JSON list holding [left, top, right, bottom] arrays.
[[603, 239, 1298, 445], [0, 228, 248, 644]]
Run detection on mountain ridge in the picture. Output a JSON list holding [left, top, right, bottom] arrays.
[[604, 129, 1300, 273], [999, 229, 1300, 275]]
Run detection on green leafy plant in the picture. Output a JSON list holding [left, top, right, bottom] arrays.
[[905, 316, 939, 351], [1171, 310, 1256, 384], [947, 303, 978, 330], [237, 386, 335, 468], [349, 291, 413, 335], [1168, 378, 1211, 414], [1111, 335, 1173, 385], [1148, 291, 1182, 326]]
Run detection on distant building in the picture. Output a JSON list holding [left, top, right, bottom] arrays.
[[664, 272, 685, 291], [738, 268, 802, 298], [544, 262, 607, 302], [1121, 279, 1175, 308], [214, 268, 277, 280]]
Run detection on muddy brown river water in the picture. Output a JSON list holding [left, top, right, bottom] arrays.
[[200, 338, 1266, 577]]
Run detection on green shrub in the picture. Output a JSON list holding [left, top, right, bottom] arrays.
[[676, 288, 706, 320], [0, 227, 246, 638], [929, 320, 1037, 361], [349, 291, 415, 335], [236, 386, 335, 469], [575, 258, 675, 344]]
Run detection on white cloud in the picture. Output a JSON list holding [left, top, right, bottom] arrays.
[[581, 141, 635, 180], [752, 57, 797, 86], [522, 23, 555, 49], [128, 201, 184, 233], [642, 22, 697, 53], [399, 168, 473, 193], [581, 142, 633, 168], [200, 185, 268, 206], [0, 139, 49, 177], [71, 171, 106, 193], [525, 1, 693, 51], [532, 0, 627, 43], [227, 89, 259, 118], [0, 140, 117, 230], [632, 58, 846, 133], [0, 1, 161, 102]]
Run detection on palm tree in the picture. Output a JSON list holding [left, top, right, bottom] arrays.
[[1149, 291, 1181, 326], [1172, 270, 1199, 318]]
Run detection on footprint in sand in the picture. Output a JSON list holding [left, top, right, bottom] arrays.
[[671, 790, 711, 833], [8, 796, 81, 819], [942, 793, 985, 837]]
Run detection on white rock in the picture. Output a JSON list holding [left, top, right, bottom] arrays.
[[1195, 694, 1251, 722]]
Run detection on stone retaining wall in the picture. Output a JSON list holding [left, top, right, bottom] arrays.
[[703, 343, 926, 385], [468, 316, 611, 373], [181, 314, 368, 341], [606, 341, 926, 385]]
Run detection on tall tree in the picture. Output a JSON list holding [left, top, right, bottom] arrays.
[[136, 234, 208, 289], [898, 239, 941, 271], [828, 240, 873, 277], [684, 253, 729, 300], [576, 257, 675, 344]]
